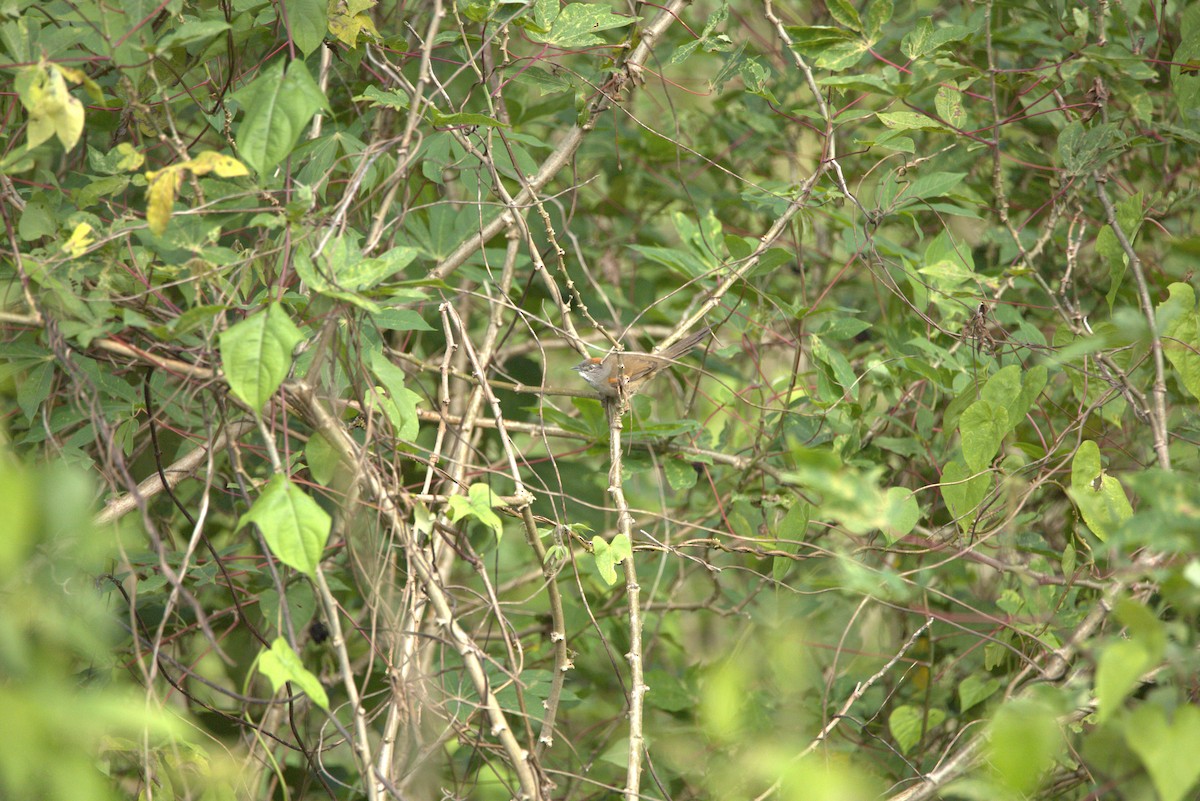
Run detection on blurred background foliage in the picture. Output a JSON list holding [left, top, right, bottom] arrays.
[[3, 0, 1200, 798]]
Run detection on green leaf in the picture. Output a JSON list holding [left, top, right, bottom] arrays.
[[367, 348, 423, 442], [664, 458, 698, 490], [1057, 121, 1123, 175], [219, 303, 305, 412], [863, 0, 892, 41], [1099, 226, 1126, 312], [880, 487, 919, 544], [979, 365, 1020, 416], [987, 698, 1062, 793], [824, 0, 860, 31], [671, 1, 731, 63], [1052, 325, 1127, 425], [779, 449, 902, 535], [917, 229, 976, 291], [532, 0, 557, 31], [74, 175, 130, 210], [940, 460, 989, 533], [877, 111, 949, 132], [627, 244, 713, 279], [355, 86, 410, 110], [336, 241, 420, 291], [372, 309, 434, 331], [819, 73, 893, 94], [738, 57, 777, 104], [88, 142, 144, 174], [305, 432, 343, 487], [611, 532, 631, 562], [959, 400, 1007, 473], [529, 4, 637, 48], [780, 500, 810, 540], [981, 362, 1045, 434], [17, 361, 53, 423], [591, 533, 631, 586], [1125, 705, 1200, 801], [1067, 441, 1133, 542], [644, 669, 693, 712], [1061, 541, 1076, 576], [900, 18, 934, 58], [17, 193, 57, 240], [293, 251, 380, 312], [446, 483, 507, 540], [235, 59, 330, 176], [591, 536, 615, 585], [774, 502, 808, 580], [888, 704, 944, 753], [787, 26, 868, 70], [259, 583, 317, 633], [284, 0, 327, 55], [1013, 364, 1048, 426], [811, 335, 858, 400], [1159, 283, 1200, 400], [239, 474, 332, 577], [1100, 192, 1143, 312], [1068, 439, 1103, 489], [958, 674, 1000, 712], [155, 18, 233, 51], [1095, 639, 1155, 724], [901, 171, 966, 203], [935, 85, 965, 128], [814, 316, 871, 341], [786, 25, 858, 49], [901, 18, 975, 59], [429, 109, 509, 128], [256, 637, 329, 710], [1170, 4, 1200, 123]]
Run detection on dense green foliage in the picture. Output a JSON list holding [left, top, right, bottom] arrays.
[[3, 0, 1200, 798]]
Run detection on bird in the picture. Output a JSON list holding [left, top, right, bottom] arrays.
[[572, 327, 710, 399]]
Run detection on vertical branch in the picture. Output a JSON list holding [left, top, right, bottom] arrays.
[[605, 400, 646, 801], [985, 0, 1012, 231], [380, 235, 531, 784], [292, 383, 544, 800], [363, 0, 445, 252], [249, 411, 382, 797], [1093, 176, 1171, 470], [523, 506, 570, 756], [313, 564, 381, 801], [309, 44, 332, 139], [622, 551, 647, 801], [443, 302, 534, 501]]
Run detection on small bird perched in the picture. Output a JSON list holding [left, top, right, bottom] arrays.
[[572, 328, 710, 399]]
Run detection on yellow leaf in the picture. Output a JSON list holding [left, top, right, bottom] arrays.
[[27, 112, 57, 151], [142, 151, 243, 235], [186, 151, 249, 178], [52, 63, 104, 103], [145, 167, 184, 235], [15, 64, 53, 148], [15, 64, 47, 109], [909, 664, 930, 690], [62, 222, 95, 257], [328, 9, 379, 47], [112, 143, 145, 172], [24, 63, 85, 151], [56, 64, 87, 84]]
